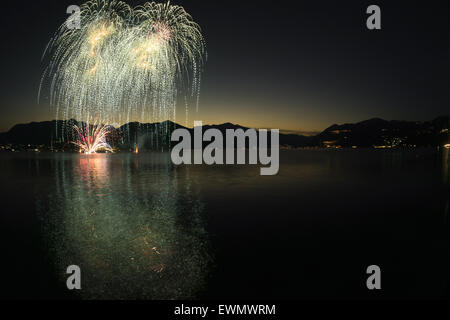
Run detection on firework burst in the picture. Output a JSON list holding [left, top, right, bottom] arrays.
[[73, 123, 113, 154], [40, 0, 206, 151]]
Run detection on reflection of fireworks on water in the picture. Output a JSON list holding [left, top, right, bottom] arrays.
[[38, 154, 211, 299], [40, 0, 206, 147], [74, 123, 113, 154]]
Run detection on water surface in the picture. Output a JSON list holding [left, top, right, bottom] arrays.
[[0, 149, 449, 299]]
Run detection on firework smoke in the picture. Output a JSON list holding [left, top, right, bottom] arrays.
[[40, 0, 206, 151]]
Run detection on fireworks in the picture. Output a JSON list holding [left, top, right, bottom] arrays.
[[73, 123, 113, 154], [40, 0, 206, 152]]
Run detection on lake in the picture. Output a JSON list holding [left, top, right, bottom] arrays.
[[0, 149, 449, 299]]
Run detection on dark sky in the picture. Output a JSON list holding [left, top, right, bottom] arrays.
[[0, 0, 449, 133]]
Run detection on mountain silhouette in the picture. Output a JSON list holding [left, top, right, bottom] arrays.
[[0, 117, 449, 150]]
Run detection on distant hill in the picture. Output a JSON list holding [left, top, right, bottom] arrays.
[[0, 120, 60, 145], [315, 117, 450, 148], [0, 117, 449, 150]]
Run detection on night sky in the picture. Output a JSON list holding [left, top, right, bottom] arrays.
[[0, 0, 449, 133]]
